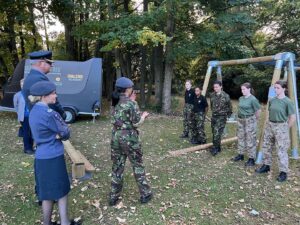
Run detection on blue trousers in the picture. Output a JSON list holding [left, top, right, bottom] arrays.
[[21, 117, 34, 151]]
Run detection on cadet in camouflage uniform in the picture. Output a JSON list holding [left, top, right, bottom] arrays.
[[191, 86, 208, 144], [180, 80, 195, 138], [233, 82, 261, 166], [109, 77, 152, 206], [256, 80, 296, 182], [210, 80, 232, 156]]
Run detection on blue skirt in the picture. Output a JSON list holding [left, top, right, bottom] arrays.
[[34, 155, 70, 201]]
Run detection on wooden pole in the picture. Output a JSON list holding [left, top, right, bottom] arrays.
[[256, 59, 283, 163], [214, 55, 275, 66], [287, 68, 299, 157], [169, 137, 237, 157], [288, 59, 300, 159], [217, 66, 222, 82], [202, 66, 213, 96]]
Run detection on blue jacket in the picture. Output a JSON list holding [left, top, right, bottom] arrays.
[[22, 68, 65, 117], [29, 102, 70, 159], [13, 91, 28, 122]]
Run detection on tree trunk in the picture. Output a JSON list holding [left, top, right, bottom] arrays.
[[162, 0, 175, 115], [28, 2, 39, 50], [140, 46, 147, 109], [94, 0, 104, 58], [124, 51, 132, 78], [18, 20, 26, 58], [104, 52, 114, 100], [65, 22, 76, 60], [139, 0, 149, 109], [108, 0, 121, 78], [83, 2, 90, 60], [40, 7, 50, 51], [154, 44, 164, 107], [0, 55, 9, 79], [147, 50, 154, 104], [6, 11, 19, 68]]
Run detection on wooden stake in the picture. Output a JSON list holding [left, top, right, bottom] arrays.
[[288, 68, 299, 152], [169, 136, 237, 157], [257, 59, 283, 152]]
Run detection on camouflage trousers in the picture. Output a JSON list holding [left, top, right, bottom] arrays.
[[110, 129, 151, 199], [211, 115, 227, 148], [183, 104, 194, 135], [262, 121, 290, 173], [191, 112, 206, 142], [237, 115, 257, 159]]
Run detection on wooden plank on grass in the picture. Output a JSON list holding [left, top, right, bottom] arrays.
[[63, 140, 85, 178], [76, 150, 95, 172], [169, 136, 238, 157]]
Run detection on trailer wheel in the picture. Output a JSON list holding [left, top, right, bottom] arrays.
[[64, 108, 76, 123]]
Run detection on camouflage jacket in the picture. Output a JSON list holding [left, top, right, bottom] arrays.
[[111, 94, 144, 130], [210, 91, 232, 117]]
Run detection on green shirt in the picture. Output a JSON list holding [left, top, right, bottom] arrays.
[[238, 95, 261, 117], [269, 96, 295, 122]]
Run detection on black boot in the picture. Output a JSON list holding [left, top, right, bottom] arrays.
[[140, 193, 153, 204], [24, 149, 35, 155], [70, 219, 82, 225], [255, 164, 270, 173], [245, 158, 255, 166], [191, 139, 202, 145], [277, 172, 287, 182], [232, 154, 244, 162], [190, 138, 197, 144], [210, 146, 219, 156], [108, 196, 120, 206], [180, 133, 189, 138]]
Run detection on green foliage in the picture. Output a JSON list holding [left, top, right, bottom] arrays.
[[137, 27, 171, 47]]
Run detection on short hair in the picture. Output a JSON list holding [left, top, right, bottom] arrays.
[[213, 80, 222, 86], [195, 86, 202, 90], [275, 80, 287, 89], [185, 80, 192, 84]]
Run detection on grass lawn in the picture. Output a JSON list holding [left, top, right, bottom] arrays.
[[0, 98, 300, 225]]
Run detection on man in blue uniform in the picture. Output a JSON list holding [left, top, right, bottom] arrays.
[[22, 50, 66, 119]]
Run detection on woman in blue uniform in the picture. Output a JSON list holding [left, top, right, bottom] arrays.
[[29, 81, 81, 225]]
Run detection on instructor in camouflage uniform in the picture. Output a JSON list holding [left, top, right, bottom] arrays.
[[210, 80, 232, 156], [233, 82, 261, 166], [109, 77, 152, 206], [256, 80, 296, 182], [180, 80, 195, 138], [191, 86, 208, 145]]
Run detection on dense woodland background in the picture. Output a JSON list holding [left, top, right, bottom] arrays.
[[0, 0, 299, 113]]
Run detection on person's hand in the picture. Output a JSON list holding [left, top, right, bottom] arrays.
[[142, 111, 149, 119]]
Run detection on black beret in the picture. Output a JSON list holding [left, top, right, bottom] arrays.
[[30, 81, 56, 96]]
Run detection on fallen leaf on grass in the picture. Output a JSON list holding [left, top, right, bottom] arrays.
[[81, 186, 88, 192], [115, 201, 126, 209], [21, 162, 30, 167], [116, 217, 126, 224]]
